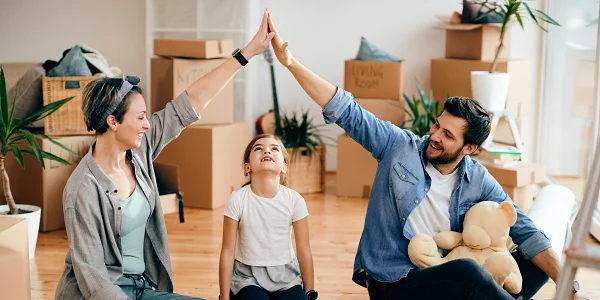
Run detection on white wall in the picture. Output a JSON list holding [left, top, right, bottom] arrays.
[[0, 0, 545, 171], [0, 0, 146, 89], [256, 0, 545, 170]]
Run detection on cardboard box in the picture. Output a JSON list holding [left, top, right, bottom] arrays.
[[435, 21, 511, 61], [482, 162, 546, 187], [0, 136, 94, 232], [344, 59, 405, 100], [0, 218, 30, 300], [502, 185, 534, 214], [355, 98, 405, 127], [151, 57, 234, 125], [155, 122, 249, 209], [431, 58, 531, 117], [154, 39, 233, 59], [154, 163, 181, 216], [337, 134, 377, 198]]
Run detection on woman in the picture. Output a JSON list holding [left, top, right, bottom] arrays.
[[54, 9, 275, 300]]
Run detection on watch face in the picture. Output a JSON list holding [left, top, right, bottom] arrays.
[[307, 291, 318, 300], [574, 280, 580, 292]]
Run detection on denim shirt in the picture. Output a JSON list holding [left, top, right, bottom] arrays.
[[323, 87, 552, 288]]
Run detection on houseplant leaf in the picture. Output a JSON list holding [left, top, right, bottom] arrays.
[[15, 96, 73, 130], [9, 145, 24, 168], [35, 134, 78, 156], [20, 129, 45, 169], [0, 66, 8, 133], [22, 149, 71, 167]]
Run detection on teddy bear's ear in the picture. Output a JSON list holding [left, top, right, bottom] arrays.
[[499, 201, 517, 226]]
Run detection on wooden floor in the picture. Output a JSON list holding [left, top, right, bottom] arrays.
[[30, 174, 600, 299]]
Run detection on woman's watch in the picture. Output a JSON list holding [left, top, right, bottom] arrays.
[[573, 280, 580, 293], [306, 290, 318, 300], [232, 48, 248, 66]]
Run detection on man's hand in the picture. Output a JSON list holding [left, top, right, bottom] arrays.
[[267, 13, 295, 67], [241, 8, 275, 59]]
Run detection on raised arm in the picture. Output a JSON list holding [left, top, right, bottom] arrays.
[[267, 14, 417, 161]]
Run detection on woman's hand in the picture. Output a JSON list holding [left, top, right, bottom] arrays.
[[241, 8, 276, 59]]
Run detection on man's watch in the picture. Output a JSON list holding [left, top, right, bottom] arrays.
[[573, 280, 580, 293], [232, 48, 248, 66], [306, 290, 318, 300]]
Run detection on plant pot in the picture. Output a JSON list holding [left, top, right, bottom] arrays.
[[0, 204, 41, 259], [470, 71, 510, 112], [286, 145, 325, 194]]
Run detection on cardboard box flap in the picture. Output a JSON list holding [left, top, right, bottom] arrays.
[[154, 163, 180, 195], [0, 218, 24, 232], [434, 15, 507, 31]]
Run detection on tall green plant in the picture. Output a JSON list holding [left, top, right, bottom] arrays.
[[467, 0, 560, 73], [276, 110, 332, 162], [401, 80, 442, 137], [0, 65, 76, 215]]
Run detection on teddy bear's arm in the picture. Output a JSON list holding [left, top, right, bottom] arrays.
[[434, 231, 463, 250]]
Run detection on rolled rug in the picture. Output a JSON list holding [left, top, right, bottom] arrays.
[[527, 184, 577, 262]]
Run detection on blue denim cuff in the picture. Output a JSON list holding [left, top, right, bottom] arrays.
[[322, 87, 354, 124], [517, 231, 553, 260]]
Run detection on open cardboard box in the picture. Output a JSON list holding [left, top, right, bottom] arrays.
[[434, 15, 511, 61]]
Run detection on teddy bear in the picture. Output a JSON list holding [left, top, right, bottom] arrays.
[[407, 201, 522, 294]]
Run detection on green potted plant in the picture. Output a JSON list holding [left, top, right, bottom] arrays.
[[276, 110, 331, 194], [402, 79, 442, 137], [0, 65, 75, 259], [467, 0, 560, 112]]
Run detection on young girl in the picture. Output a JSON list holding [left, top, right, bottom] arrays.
[[219, 134, 317, 300]]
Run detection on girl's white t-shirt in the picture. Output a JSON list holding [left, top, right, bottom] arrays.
[[224, 184, 309, 266]]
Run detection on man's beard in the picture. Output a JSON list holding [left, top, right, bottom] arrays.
[[425, 141, 463, 165]]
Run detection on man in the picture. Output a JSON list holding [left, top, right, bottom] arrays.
[[264, 14, 579, 300]]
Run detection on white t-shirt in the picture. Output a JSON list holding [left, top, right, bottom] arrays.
[[407, 163, 458, 237], [223, 184, 309, 266]]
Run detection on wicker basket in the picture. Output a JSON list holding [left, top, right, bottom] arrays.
[[286, 145, 325, 194], [42, 76, 98, 136]]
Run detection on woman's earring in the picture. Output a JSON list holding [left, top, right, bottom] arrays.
[[113, 127, 117, 132]]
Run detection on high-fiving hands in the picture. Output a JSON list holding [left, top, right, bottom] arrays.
[[241, 8, 276, 59]]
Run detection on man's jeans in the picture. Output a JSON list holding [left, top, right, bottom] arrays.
[[366, 252, 549, 300]]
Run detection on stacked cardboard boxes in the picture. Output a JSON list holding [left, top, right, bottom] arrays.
[[478, 161, 546, 214], [431, 18, 531, 136], [151, 39, 249, 209], [336, 57, 406, 197]]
